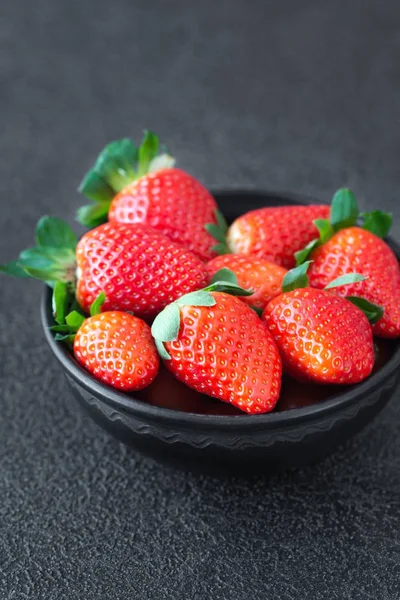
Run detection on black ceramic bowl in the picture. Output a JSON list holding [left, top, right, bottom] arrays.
[[41, 191, 400, 473]]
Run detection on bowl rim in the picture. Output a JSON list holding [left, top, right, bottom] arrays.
[[41, 189, 400, 431]]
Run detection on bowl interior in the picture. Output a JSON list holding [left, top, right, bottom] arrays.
[[41, 190, 400, 429]]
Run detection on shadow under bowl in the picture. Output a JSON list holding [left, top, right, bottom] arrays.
[[41, 190, 400, 474]]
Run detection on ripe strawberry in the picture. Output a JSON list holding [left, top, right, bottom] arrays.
[[206, 254, 287, 311], [1, 217, 208, 321], [151, 287, 282, 414], [78, 131, 218, 261], [210, 204, 330, 268], [308, 228, 400, 338], [76, 222, 208, 319], [262, 263, 375, 384], [52, 294, 159, 391], [295, 188, 400, 338]]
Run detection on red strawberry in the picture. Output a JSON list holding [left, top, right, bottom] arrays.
[[74, 312, 159, 391], [295, 188, 400, 338], [0, 217, 208, 322], [308, 228, 400, 338], [109, 168, 217, 261], [52, 295, 159, 391], [206, 254, 287, 311], [262, 263, 375, 384], [76, 222, 208, 319], [222, 204, 330, 268], [151, 288, 282, 414], [78, 132, 218, 261]]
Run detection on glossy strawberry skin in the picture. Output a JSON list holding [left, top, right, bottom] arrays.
[[206, 254, 287, 311], [74, 312, 159, 391], [76, 222, 208, 319], [108, 168, 217, 261], [163, 292, 282, 414], [227, 205, 330, 268], [262, 288, 374, 384], [308, 227, 400, 338]]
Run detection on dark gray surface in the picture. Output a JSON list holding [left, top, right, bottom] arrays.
[[1, 0, 400, 598]]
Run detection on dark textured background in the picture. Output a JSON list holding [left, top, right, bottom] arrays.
[[1, 0, 400, 598]]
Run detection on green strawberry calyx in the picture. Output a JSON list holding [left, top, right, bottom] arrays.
[[0, 216, 77, 285], [0, 216, 81, 326], [205, 209, 230, 254], [50, 292, 106, 344], [151, 272, 253, 360], [77, 130, 175, 229], [295, 188, 393, 266], [281, 262, 384, 323]]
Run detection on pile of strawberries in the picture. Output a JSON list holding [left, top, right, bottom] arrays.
[[2, 131, 400, 415]]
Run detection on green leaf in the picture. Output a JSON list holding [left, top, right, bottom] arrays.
[[18, 246, 76, 283], [210, 268, 238, 286], [54, 333, 76, 344], [90, 292, 106, 316], [282, 261, 312, 293], [177, 291, 217, 307], [151, 302, 181, 342], [205, 281, 253, 296], [361, 211, 392, 238], [76, 203, 110, 228], [215, 209, 228, 234], [346, 296, 384, 324], [206, 209, 229, 249], [92, 138, 138, 193], [20, 246, 76, 265], [78, 171, 115, 204], [0, 260, 31, 278], [50, 324, 77, 333], [314, 219, 334, 244], [251, 306, 264, 317], [69, 298, 86, 315], [324, 273, 366, 290], [137, 130, 160, 177], [36, 217, 77, 250], [205, 223, 227, 244], [154, 338, 171, 360], [65, 310, 86, 330], [52, 281, 71, 324], [295, 239, 319, 266], [295, 219, 334, 266], [211, 242, 230, 255], [21, 266, 70, 283], [20, 248, 59, 270], [330, 188, 359, 231]]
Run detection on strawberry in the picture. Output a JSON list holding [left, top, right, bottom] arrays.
[[208, 204, 330, 268], [1, 217, 208, 321], [262, 262, 376, 384], [75, 222, 208, 318], [206, 254, 287, 312], [295, 188, 400, 338], [151, 284, 282, 414], [52, 293, 159, 391], [78, 131, 218, 261]]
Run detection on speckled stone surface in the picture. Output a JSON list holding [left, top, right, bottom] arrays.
[[1, 1, 400, 598]]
